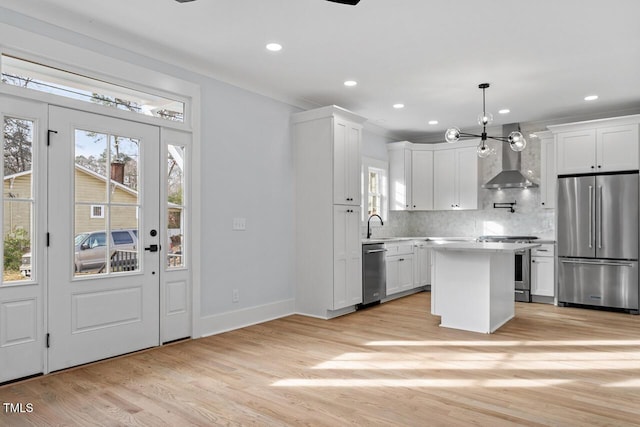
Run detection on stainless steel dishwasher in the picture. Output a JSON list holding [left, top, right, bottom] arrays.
[[360, 243, 387, 307]]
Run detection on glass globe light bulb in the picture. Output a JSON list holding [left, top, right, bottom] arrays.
[[445, 127, 460, 143], [477, 112, 493, 126], [477, 141, 493, 158], [508, 131, 527, 151]]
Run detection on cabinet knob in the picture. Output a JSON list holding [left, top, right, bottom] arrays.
[[598, 165, 602, 169], [532, 259, 536, 263], [413, 205, 416, 208], [541, 202, 545, 205], [591, 165, 595, 169]]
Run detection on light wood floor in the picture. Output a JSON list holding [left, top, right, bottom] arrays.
[[2, 292, 640, 426]]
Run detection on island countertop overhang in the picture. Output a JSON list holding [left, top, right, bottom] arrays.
[[427, 242, 541, 252]]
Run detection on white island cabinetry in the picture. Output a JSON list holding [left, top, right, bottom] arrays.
[[293, 106, 366, 318], [430, 242, 540, 333]]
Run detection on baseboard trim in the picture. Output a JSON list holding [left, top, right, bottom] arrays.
[[199, 298, 296, 338]]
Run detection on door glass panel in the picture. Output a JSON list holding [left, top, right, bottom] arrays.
[[75, 129, 108, 203], [74, 213, 107, 276], [74, 131, 141, 277], [167, 145, 184, 269], [3, 117, 34, 284]]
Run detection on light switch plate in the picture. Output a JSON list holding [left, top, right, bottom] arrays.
[[232, 217, 246, 231]]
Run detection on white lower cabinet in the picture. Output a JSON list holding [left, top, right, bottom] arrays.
[[385, 242, 414, 296], [333, 206, 363, 309], [414, 241, 430, 288], [531, 244, 555, 298]]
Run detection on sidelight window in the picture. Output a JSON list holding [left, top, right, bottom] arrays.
[[166, 144, 185, 269], [2, 116, 35, 284]]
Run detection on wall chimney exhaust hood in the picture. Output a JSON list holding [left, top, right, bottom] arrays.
[[482, 124, 538, 190]]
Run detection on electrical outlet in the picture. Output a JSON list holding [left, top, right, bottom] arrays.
[[232, 289, 239, 303], [232, 217, 246, 231]]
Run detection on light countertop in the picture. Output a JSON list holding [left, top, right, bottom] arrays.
[[428, 241, 541, 252], [362, 237, 555, 245]]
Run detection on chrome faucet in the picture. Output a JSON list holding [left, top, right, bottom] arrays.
[[367, 214, 384, 239]]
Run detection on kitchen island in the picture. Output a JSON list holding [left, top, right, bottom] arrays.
[[429, 241, 540, 333]]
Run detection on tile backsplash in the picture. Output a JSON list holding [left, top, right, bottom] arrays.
[[371, 137, 556, 240]]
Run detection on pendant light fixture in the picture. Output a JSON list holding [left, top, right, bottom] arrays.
[[445, 83, 526, 157]]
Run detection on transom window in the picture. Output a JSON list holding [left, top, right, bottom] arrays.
[[1, 55, 185, 123]]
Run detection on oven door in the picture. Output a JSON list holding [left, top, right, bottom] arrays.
[[515, 249, 531, 302]]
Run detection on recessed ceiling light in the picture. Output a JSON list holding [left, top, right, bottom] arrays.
[[584, 95, 599, 101], [498, 109, 510, 114], [266, 43, 282, 52], [344, 80, 358, 87], [393, 103, 405, 109], [428, 120, 438, 125]]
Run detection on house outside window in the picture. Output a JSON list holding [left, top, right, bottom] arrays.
[[90, 205, 104, 219]]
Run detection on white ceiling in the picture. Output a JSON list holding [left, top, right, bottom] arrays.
[[3, 0, 640, 140]]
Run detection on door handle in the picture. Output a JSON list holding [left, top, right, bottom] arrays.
[[560, 259, 633, 267], [588, 185, 593, 249], [598, 185, 603, 250], [145, 244, 159, 252]]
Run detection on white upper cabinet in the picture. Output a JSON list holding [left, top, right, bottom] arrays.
[[333, 118, 362, 205], [596, 125, 639, 172], [411, 150, 434, 210], [433, 146, 478, 210], [539, 131, 556, 209], [388, 144, 412, 210], [552, 116, 640, 175], [555, 129, 597, 175], [433, 149, 456, 210], [456, 147, 479, 209], [389, 142, 475, 212]]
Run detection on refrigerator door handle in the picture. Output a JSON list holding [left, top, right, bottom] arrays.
[[588, 185, 593, 249], [598, 185, 603, 249], [559, 259, 634, 267]]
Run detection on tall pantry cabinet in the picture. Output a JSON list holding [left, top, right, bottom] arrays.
[[293, 106, 367, 318]]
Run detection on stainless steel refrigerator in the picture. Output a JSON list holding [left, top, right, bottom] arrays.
[[557, 172, 639, 313]]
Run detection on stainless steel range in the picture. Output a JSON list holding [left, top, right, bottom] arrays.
[[476, 235, 539, 302]]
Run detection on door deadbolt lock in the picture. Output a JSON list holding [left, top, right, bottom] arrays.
[[150, 229, 157, 237]]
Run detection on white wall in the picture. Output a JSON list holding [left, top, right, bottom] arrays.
[[199, 81, 297, 315]]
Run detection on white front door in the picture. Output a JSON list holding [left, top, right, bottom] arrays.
[[47, 106, 160, 371], [0, 96, 47, 383]]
